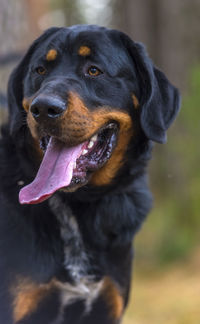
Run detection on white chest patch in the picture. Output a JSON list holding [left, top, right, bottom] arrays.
[[57, 278, 103, 314]]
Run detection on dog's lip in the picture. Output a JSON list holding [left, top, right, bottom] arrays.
[[39, 122, 118, 155], [39, 121, 119, 189], [73, 122, 118, 169], [63, 122, 119, 189]]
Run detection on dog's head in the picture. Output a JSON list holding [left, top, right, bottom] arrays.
[[7, 25, 180, 204]]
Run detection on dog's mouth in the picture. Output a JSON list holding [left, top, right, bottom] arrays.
[[19, 123, 118, 204]]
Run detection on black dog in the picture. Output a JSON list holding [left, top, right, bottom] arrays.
[[0, 25, 180, 323]]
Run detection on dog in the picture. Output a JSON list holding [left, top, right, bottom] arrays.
[[0, 25, 180, 323]]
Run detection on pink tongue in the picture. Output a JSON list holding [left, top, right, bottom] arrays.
[[19, 137, 84, 204]]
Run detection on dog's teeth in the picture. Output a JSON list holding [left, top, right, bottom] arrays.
[[88, 140, 94, 149], [91, 134, 97, 142], [73, 161, 76, 170], [82, 149, 88, 155]]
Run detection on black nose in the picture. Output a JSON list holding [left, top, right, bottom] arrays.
[[30, 96, 66, 122]]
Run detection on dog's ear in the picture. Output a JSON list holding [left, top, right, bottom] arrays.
[[7, 27, 60, 136], [120, 33, 181, 143]]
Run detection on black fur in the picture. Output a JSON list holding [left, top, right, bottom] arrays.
[[0, 25, 180, 323]]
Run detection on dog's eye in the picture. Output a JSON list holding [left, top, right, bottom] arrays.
[[35, 66, 47, 75], [87, 66, 102, 77]]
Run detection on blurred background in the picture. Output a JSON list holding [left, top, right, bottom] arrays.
[[0, 0, 200, 323]]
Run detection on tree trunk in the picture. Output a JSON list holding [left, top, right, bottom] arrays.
[[111, 0, 200, 91]]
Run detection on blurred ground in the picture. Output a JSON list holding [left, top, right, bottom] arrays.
[[124, 248, 200, 324]]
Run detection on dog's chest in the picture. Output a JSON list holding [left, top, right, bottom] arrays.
[[48, 195, 102, 309]]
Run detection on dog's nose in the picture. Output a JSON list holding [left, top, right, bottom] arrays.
[[30, 96, 66, 122]]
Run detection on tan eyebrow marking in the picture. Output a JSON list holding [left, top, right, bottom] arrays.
[[78, 46, 91, 56], [46, 49, 58, 61]]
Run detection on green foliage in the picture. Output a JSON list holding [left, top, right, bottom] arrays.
[[136, 66, 200, 266]]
